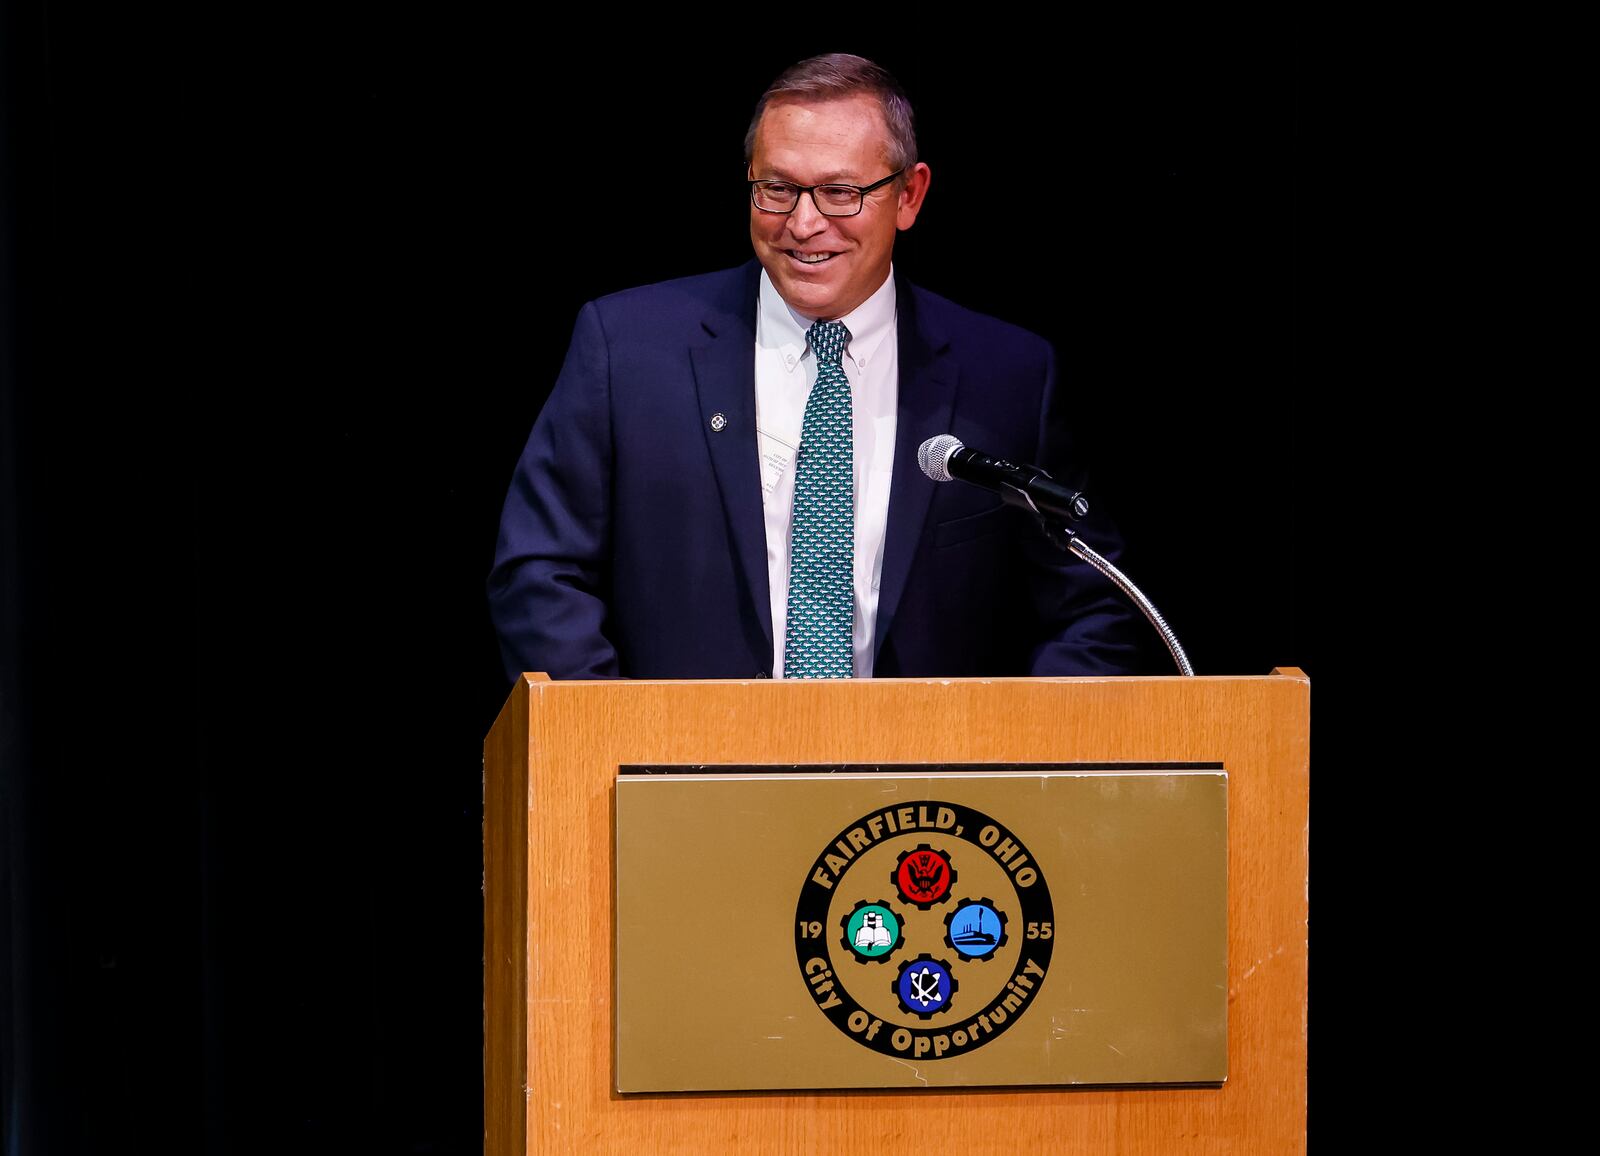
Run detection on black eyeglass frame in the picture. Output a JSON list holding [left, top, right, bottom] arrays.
[[747, 169, 906, 217]]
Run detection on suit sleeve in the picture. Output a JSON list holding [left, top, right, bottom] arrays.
[[1023, 341, 1148, 675], [487, 302, 623, 681]]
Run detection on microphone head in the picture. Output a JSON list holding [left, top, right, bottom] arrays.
[[918, 435, 963, 483]]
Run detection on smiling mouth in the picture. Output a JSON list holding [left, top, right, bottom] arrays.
[[787, 250, 838, 265]]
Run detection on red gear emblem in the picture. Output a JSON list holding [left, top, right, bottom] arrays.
[[892, 844, 956, 908]]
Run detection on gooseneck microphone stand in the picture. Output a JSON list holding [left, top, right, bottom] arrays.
[[918, 434, 1193, 676], [1031, 515, 1193, 677]]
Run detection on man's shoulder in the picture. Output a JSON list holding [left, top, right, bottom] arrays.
[[900, 277, 1053, 366], [586, 262, 758, 335]]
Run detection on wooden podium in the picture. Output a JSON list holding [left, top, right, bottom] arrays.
[[484, 671, 1308, 1153]]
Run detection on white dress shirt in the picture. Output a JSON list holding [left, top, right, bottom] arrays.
[[754, 267, 899, 678]]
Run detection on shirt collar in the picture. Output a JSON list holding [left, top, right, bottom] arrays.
[[757, 265, 897, 376]]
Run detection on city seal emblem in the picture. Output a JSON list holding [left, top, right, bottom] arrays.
[[794, 800, 1056, 1062]]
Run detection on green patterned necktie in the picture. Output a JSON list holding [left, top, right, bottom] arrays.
[[783, 320, 854, 679]]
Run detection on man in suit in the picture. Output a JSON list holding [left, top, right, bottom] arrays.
[[489, 54, 1143, 681]]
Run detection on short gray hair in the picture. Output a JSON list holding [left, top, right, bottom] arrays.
[[743, 53, 919, 173]]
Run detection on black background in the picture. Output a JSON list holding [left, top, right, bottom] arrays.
[[3, 9, 1307, 1152]]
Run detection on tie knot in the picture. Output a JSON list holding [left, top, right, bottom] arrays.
[[808, 320, 850, 365]]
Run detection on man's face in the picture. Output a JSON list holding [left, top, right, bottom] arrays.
[[748, 94, 931, 321]]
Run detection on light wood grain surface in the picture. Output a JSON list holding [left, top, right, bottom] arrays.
[[485, 672, 1308, 1154]]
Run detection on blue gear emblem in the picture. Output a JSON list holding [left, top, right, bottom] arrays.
[[893, 954, 957, 1019], [943, 897, 1010, 962]]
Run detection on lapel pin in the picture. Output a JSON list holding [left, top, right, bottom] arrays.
[[709, 412, 727, 432]]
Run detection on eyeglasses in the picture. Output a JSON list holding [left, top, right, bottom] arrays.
[[748, 169, 904, 217]]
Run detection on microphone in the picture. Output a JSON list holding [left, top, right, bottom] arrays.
[[918, 436, 1194, 675], [917, 435, 1090, 523]]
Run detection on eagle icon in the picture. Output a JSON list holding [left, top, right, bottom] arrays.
[[907, 853, 944, 895]]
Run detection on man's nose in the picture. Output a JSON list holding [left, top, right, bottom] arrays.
[[785, 190, 829, 239]]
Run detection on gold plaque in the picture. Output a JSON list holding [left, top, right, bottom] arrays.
[[614, 767, 1226, 1092]]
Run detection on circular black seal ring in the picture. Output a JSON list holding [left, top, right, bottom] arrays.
[[794, 800, 1055, 1061]]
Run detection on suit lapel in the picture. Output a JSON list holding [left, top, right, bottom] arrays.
[[875, 281, 957, 659], [689, 263, 774, 661]]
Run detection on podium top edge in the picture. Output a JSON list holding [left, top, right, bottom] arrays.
[[518, 670, 1309, 687]]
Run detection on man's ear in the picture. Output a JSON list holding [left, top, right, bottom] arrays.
[[896, 163, 932, 231]]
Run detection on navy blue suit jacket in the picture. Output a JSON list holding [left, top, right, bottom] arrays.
[[489, 261, 1142, 680]]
